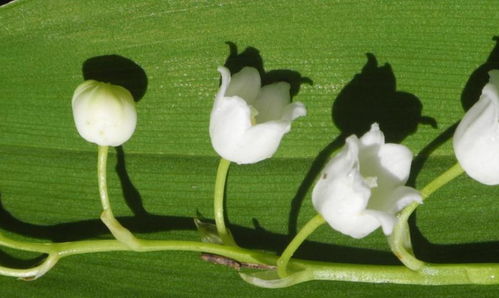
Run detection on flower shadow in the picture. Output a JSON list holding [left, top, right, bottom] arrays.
[[333, 53, 436, 144], [288, 53, 436, 235], [223, 42, 313, 99], [460, 36, 499, 111], [82, 55, 148, 102]]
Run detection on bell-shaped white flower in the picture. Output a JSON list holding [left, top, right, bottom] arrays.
[[209, 66, 306, 164], [453, 70, 499, 185], [72, 80, 137, 147], [312, 123, 422, 239]]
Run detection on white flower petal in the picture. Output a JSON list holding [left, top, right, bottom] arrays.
[[362, 210, 396, 236], [225, 67, 261, 105], [215, 66, 231, 102], [392, 186, 423, 211], [317, 136, 360, 180], [333, 212, 380, 239], [253, 82, 291, 123], [358, 124, 412, 187], [282, 101, 307, 122], [359, 123, 384, 147], [312, 136, 378, 238], [209, 96, 300, 164], [313, 171, 379, 239], [453, 70, 499, 185], [365, 185, 422, 236], [369, 186, 422, 214], [230, 120, 292, 164], [377, 144, 413, 184], [209, 96, 252, 161]]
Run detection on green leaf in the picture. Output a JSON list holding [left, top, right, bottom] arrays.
[[1, 0, 498, 296]]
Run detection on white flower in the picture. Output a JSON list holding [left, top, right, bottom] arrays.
[[312, 123, 422, 239], [72, 80, 137, 147], [453, 70, 499, 185], [209, 66, 306, 164]]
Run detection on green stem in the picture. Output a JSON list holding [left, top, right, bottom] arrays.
[[98, 145, 141, 250], [0, 234, 53, 254], [306, 261, 498, 286], [213, 158, 237, 246], [419, 162, 464, 199], [98, 146, 111, 210], [0, 253, 59, 280], [389, 162, 464, 270], [277, 214, 325, 278], [1, 234, 497, 285]]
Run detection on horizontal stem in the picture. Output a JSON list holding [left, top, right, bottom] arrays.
[[308, 261, 498, 285], [1, 234, 496, 285], [54, 239, 270, 265], [0, 233, 53, 254]]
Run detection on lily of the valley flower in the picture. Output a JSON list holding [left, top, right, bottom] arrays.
[[72, 80, 137, 147], [453, 70, 499, 185], [209, 66, 306, 164], [312, 123, 422, 239]]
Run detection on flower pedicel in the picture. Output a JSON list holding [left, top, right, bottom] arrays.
[[73, 80, 141, 249]]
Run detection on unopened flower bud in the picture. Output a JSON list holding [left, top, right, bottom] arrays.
[[72, 80, 137, 146]]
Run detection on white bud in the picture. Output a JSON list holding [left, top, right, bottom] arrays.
[[72, 80, 137, 146]]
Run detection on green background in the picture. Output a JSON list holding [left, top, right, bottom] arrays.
[[0, 0, 498, 296]]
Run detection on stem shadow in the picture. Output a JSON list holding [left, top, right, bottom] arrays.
[[0, 191, 396, 265]]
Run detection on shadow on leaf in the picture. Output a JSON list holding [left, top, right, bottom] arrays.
[[82, 55, 148, 102], [223, 42, 313, 99], [288, 53, 436, 236]]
